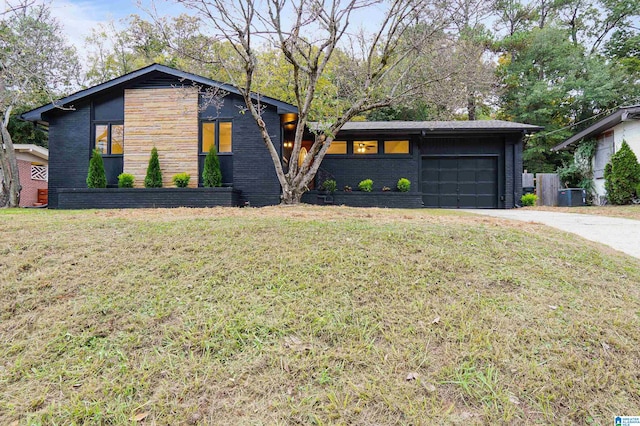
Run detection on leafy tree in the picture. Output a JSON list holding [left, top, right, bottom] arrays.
[[0, 1, 80, 207], [86, 149, 107, 188], [604, 141, 640, 204], [156, 0, 450, 204], [144, 147, 163, 188], [202, 145, 222, 187]]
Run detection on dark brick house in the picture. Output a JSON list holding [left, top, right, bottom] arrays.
[[22, 64, 540, 209]]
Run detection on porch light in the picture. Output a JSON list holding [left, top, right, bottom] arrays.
[[284, 141, 293, 149]]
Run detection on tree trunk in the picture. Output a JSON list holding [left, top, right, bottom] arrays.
[[280, 183, 306, 205], [0, 119, 22, 208], [467, 92, 476, 121]]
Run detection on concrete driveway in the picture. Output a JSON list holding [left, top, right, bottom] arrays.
[[461, 209, 640, 259]]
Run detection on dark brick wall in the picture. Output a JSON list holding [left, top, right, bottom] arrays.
[[56, 187, 240, 209], [46, 103, 91, 208], [318, 156, 419, 193], [302, 190, 423, 208], [229, 105, 282, 207]]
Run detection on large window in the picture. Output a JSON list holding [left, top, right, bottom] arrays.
[[326, 141, 347, 154], [384, 140, 409, 154], [94, 123, 124, 155], [202, 121, 233, 153], [353, 140, 378, 155]]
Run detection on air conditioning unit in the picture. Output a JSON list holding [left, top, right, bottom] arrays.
[[557, 188, 586, 207]]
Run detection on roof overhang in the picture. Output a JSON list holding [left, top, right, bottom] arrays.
[[20, 63, 297, 124], [552, 105, 640, 151], [13, 144, 48, 161], [310, 120, 542, 136]]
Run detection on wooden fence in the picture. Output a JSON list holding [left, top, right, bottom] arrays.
[[522, 172, 561, 206]]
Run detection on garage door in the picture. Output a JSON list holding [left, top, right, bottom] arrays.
[[422, 156, 498, 208]]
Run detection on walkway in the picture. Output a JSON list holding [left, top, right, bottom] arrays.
[[461, 209, 640, 259]]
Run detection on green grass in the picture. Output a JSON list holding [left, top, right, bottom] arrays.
[[1, 206, 640, 424]]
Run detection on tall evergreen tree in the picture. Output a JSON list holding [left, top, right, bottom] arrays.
[[202, 145, 222, 187], [144, 147, 163, 188], [86, 149, 107, 188]]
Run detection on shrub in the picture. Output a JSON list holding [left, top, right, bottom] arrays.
[[202, 145, 222, 187], [321, 179, 337, 193], [397, 178, 411, 192], [172, 173, 191, 188], [86, 149, 107, 188], [118, 173, 135, 188], [144, 147, 163, 188], [358, 179, 373, 192], [521, 193, 537, 206], [604, 141, 640, 204], [636, 182, 640, 198]]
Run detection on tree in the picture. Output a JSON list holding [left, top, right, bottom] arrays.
[[144, 147, 163, 188], [0, 1, 80, 207], [86, 149, 107, 188], [604, 141, 640, 204], [202, 145, 222, 187], [158, 0, 449, 204]]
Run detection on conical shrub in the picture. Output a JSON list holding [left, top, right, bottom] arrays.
[[144, 147, 163, 188], [86, 149, 107, 188], [202, 145, 222, 187]]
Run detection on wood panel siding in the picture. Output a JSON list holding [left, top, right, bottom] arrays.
[[124, 88, 199, 187]]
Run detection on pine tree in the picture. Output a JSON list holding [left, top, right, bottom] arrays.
[[202, 145, 222, 187], [604, 141, 640, 204], [144, 147, 163, 188], [86, 149, 107, 188]]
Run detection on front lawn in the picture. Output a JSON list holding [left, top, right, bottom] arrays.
[[1, 206, 639, 424]]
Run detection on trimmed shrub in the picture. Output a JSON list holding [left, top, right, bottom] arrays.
[[521, 193, 537, 206], [397, 178, 411, 192], [202, 145, 222, 187], [321, 179, 337, 193], [604, 141, 640, 204], [118, 173, 135, 188], [172, 173, 191, 188], [636, 182, 640, 198], [86, 149, 107, 188], [358, 179, 373, 192], [144, 147, 163, 188]]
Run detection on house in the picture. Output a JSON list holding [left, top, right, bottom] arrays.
[[21, 64, 540, 209], [8, 144, 48, 207], [552, 105, 640, 204]]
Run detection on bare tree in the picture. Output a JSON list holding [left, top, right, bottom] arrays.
[[0, 1, 80, 207], [160, 0, 449, 204]]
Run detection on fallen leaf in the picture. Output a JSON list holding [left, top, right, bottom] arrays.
[[406, 372, 419, 381], [602, 342, 611, 351], [431, 316, 440, 324], [548, 305, 558, 310], [131, 411, 150, 422], [509, 395, 520, 405]]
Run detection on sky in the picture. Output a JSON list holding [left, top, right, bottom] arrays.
[[43, 0, 187, 56]]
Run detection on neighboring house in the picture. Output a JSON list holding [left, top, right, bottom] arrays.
[[8, 144, 48, 207], [21, 63, 540, 209], [553, 105, 640, 204]]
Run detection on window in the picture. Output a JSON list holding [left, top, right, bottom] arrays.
[[94, 123, 124, 155], [353, 140, 378, 155], [327, 141, 347, 154], [384, 140, 409, 154], [201, 121, 233, 153]]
